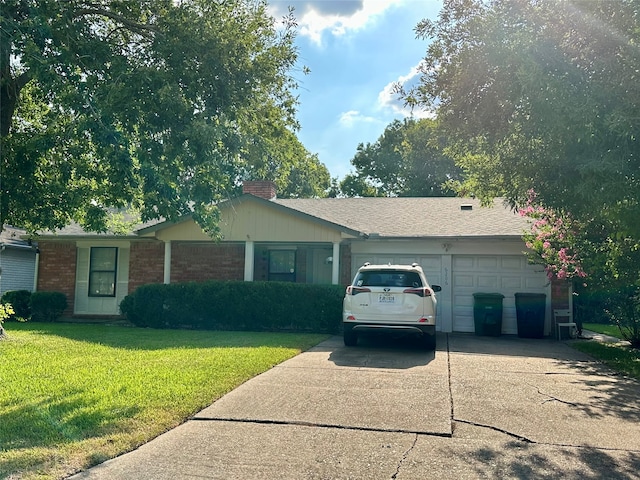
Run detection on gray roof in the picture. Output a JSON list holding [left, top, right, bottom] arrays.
[[1, 226, 35, 250], [273, 197, 530, 238], [31, 197, 531, 240]]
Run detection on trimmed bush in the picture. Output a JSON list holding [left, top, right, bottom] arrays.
[[0, 290, 31, 321], [30, 291, 68, 322], [120, 281, 344, 334]]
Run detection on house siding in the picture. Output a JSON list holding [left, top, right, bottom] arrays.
[[128, 242, 165, 293], [0, 249, 36, 295], [171, 243, 244, 283], [37, 241, 77, 316]]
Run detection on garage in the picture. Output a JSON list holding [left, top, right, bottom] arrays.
[[351, 251, 549, 335], [451, 255, 549, 334]]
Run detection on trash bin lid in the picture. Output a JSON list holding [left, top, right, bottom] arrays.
[[514, 292, 546, 298], [473, 293, 505, 298]]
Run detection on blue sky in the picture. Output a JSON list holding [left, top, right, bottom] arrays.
[[267, 0, 443, 180]]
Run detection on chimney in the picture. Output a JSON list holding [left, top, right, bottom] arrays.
[[242, 180, 277, 200]]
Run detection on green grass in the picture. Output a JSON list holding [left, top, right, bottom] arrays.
[[581, 322, 623, 338], [570, 341, 640, 381], [0, 323, 328, 480], [571, 323, 640, 381]]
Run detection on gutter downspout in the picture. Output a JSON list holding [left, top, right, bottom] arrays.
[[33, 248, 40, 292], [164, 241, 171, 284]]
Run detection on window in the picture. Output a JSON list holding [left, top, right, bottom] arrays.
[[356, 270, 422, 288], [268, 250, 296, 282], [269, 250, 296, 273], [89, 247, 117, 297]]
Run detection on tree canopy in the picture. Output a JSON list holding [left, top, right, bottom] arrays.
[[338, 118, 461, 197], [404, 0, 640, 343], [1, 0, 326, 236], [403, 0, 640, 228]]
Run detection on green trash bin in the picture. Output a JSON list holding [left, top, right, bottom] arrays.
[[515, 293, 546, 338], [473, 293, 505, 336]]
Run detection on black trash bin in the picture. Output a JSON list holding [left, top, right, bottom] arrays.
[[473, 293, 505, 336], [515, 293, 546, 338]]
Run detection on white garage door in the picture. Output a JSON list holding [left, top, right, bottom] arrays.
[[452, 255, 548, 334]]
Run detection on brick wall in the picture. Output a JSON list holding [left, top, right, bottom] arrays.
[[551, 278, 570, 311], [128, 242, 165, 293], [295, 248, 307, 283], [242, 180, 277, 200], [37, 241, 77, 316], [340, 243, 352, 286], [171, 243, 245, 283]]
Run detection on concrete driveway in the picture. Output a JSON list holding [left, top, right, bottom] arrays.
[[71, 334, 640, 479]]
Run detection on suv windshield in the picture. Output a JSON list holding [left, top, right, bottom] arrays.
[[355, 270, 423, 288]]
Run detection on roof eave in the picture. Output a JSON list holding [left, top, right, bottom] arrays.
[[358, 234, 525, 241]]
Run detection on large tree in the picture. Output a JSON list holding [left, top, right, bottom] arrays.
[[402, 0, 640, 226], [404, 0, 640, 343], [1, 0, 317, 236], [240, 126, 330, 198], [339, 118, 460, 197]]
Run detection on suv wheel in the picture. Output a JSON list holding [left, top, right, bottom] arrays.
[[344, 330, 358, 347]]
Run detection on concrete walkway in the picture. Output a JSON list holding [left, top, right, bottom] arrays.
[[70, 334, 640, 479]]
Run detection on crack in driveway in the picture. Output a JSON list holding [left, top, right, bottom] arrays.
[[391, 433, 417, 479], [191, 416, 452, 437]]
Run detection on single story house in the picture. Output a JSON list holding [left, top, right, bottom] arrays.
[[1, 225, 37, 296], [31, 181, 570, 334]]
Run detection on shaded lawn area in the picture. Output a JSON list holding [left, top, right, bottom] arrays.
[[0, 323, 328, 480], [572, 323, 640, 382], [582, 322, 625, 339]]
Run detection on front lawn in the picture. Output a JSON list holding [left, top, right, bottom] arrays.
[[571, 323, 640, 381], [581, 322, 623, 338], [0, 323, 328, 480]]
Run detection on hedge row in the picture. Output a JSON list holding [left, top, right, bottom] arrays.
[[120, 281, 345, 333], [0, 290, 68, 322]]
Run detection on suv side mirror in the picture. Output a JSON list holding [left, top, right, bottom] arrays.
[[431, 285, 442, 293]]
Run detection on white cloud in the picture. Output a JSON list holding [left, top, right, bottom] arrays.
[[269, 0, 404, 46], [338, 110, 379, 128], [377, 63, 435, 119]]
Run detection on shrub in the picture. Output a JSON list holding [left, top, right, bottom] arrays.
[[0, 290, 32, 321], [0, 303, 14, 336], [120, 281, 344, 334], [30, 291, 68, 322], [602, 286, 640, 348]]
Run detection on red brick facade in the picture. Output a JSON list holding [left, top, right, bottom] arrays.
[[550, 279, 571, 311], [242, 180, 277, 200], [170, 243, 245, 283], [37, 241, 77, 316], [340, 243, 352, 286], [128, 242, 165, 293]]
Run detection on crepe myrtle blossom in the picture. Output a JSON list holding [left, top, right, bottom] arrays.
[[519, 190, 587, 281]]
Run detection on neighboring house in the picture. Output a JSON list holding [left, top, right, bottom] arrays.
[[31, 181, 569, 333], [1, 225, 37, 296]]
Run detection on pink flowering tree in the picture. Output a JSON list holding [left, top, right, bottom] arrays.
[[520, 190, 640, 347], [519, 191, 587, 281]]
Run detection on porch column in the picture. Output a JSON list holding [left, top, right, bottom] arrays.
[[244, 240, 254, 281], [331, 242, 340, 285], [163, 240, 171, 284]]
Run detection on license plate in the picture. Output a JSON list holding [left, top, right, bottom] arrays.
[[378, 293, 395, 304]]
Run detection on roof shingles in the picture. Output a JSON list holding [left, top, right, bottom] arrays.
[[272, 197, 529, 238]]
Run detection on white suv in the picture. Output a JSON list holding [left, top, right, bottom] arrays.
[[342, 263, 441, 349]]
